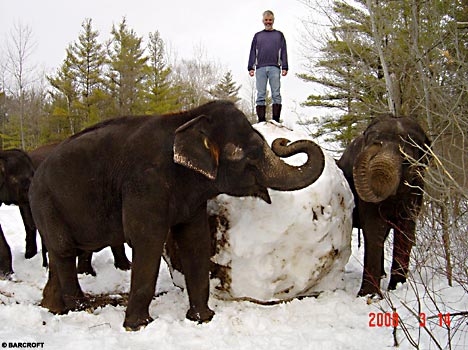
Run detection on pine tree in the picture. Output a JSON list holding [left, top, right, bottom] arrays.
[[48, 18, 107, 131], [302, 1, 449, 144], [106, 18, 148, 116], [47, 58, 79, 136], [68, 18, 108, 124], [299, 0, 386, 145], [209, 71, 241, 104], [144, 31, 180, 114]]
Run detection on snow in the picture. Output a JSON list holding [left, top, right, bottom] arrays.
[[1, 206, 467, 349], [0, 123, 467, 349], [194, 122, 353, 302]]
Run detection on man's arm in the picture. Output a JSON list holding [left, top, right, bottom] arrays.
[[247, 34, 257, 72], [280, 32, 288, 72]]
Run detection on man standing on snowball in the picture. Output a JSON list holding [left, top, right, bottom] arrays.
[[248, 10, 288, 123]]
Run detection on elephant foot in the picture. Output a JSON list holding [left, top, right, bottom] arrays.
[[186, 307, 215, 324], [25, 244, 37, 259], [42, 272, 66, 314], [111, 245, 131, 271], [123, 316, 154, 331], [63, 294, 90, 311], [41, 296, 89, 314], [388, 274, 407, 290], [0, 259, 13, 278], [358, 281, 383, 299], [114, 257, 131, 271], [41, 293, 66, 314], [77, 260, 96, 276], [77, 266, 96, 276], [0, 268, 13, 280]]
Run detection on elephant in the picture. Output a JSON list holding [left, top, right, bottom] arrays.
[[28, 142, 60, 170], [0, 149, 37, 276], [28, 143, 131, 275], [337, 114, 431, 297], [29, 100, 325, 331]]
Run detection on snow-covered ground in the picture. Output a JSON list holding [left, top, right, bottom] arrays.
[[0, 204, 466, 349], [0, 122, 466, 349]]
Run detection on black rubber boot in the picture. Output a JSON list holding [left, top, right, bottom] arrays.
[[272, 104, 282, 122], [256, 105, 266, 122]]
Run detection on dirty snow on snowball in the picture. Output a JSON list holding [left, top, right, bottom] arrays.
[[168, 122, 354, 303], [0, 123, 467, 349]]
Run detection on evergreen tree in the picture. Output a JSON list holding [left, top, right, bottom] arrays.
[[106, 18, 148, 116], [144, 31, 180, 114], [68, 18, 108, 124], [48, 18, 107, 132], [208, 71, 241, 104], [47, 59, 79, 138], [299, 0, 386, 145], [299, 0, 466, 146]]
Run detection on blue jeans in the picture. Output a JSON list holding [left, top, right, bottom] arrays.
[[255, 66, 281, 105]]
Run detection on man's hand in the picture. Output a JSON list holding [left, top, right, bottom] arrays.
[[282, 70, 288, 77], [249, 70, 255, 77]]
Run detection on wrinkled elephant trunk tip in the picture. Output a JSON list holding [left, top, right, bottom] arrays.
[[260, 138, 325, 192], [353, 146, 401, 203]]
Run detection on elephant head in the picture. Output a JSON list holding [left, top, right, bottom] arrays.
[[352, 115, 430, 203], [0, 150, 35, 205], [174, 102, 325, 202], [0, 149, 37, 274]]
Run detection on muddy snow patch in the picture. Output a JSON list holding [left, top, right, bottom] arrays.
[[165, 122, 354, 303]]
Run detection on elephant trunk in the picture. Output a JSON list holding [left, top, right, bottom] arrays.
[[353, 143, 402, 203], [257, 138, 325, 191]]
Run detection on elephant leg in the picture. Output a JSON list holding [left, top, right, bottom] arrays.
[[77, 251, 96, 276], [111, 244, 131, 271], [0, 224, 13, 277], [122, 195, 168, 331], [358, 205, 390, 297], [41, 241, 48, 268], [42, 252, 86, 313], [124, 239, 164, 331], [19, 204, 37, 259], [172, 205, 214, 323], [388, 219, 416, 290], [41, 258, 66, 313], [52, 252, 87, 311]]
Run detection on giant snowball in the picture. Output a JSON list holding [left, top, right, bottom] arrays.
[[164, 122, 354, 304]]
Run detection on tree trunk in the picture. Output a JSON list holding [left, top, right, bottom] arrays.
[[410, 0, 433, 131], [366, 0, 397, 116], [440, 199, 453, 287]]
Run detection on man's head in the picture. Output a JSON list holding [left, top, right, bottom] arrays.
[[262, 10, 274, 31]]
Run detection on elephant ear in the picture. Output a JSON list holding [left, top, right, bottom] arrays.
[[173, 114, 220, 180]]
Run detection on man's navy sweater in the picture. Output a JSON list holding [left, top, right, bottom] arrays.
[[248, 29, 288, 71]]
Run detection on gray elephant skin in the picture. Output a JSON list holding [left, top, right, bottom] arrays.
[[28, 143, 131, 276], [0, 149, 37, 276], [337, 114, 431, 297], [29, 100, 325, 331]]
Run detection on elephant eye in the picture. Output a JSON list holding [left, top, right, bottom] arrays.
[[9, 176, 19, 185]]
